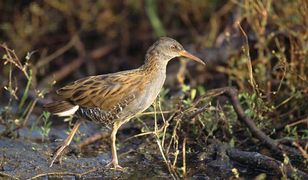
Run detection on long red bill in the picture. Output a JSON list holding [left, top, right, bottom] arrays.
[[179, 50, 205, 65]]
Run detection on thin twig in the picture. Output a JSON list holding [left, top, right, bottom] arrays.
[[35, 35, 78, 68], [76, 131, 109, 150], [237, 21, 259, 94], [139, 110, 174, 116], [153, 99, 180, 180], [0, 172, 19, 180], [0, 43, 29, 79], [292, 142, 308, 160], [287, 116, 308, 127]]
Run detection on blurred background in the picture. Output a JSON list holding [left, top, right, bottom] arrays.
[[1, 0, 307, 124], [0, 0, 307, 179]]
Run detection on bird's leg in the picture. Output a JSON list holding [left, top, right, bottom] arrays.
[[50, 120, 82, 167], [107, 120, 125, 169], [111, 121, 121, 169]]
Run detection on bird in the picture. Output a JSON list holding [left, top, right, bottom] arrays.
[[44, 37, 205, 169]]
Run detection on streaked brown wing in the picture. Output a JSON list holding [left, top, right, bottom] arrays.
[[56, 69, 146, 110]]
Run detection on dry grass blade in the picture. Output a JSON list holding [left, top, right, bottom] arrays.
[[237, 21, 259, 94], [153, 100, 180, 180], [182, 138, 187, 177]]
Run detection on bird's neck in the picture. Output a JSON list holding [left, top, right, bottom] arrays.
[[141, 53, 170, 74]]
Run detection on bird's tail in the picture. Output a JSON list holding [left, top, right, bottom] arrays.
[[43, 101, 79, 116]]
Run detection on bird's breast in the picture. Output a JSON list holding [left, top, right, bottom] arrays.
[[123, 71, 166, 116]]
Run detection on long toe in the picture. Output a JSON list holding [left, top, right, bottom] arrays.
[[49, 145, 67, 167], [105, 161, 125, 171], [113, 164, 124, 170]]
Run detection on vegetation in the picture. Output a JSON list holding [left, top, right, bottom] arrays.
[[0, 0, 307, 179]]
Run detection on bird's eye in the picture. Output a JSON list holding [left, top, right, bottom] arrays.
[[170, 45, 177, 50]]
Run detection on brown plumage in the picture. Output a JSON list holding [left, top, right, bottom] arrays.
[[44, 101, 75, 114], [45, 70, 146, 119], [45, 37, 205, 169]]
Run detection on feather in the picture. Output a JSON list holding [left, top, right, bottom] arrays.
[[55, 69, 149, 111], [43, 101, 77, 114]]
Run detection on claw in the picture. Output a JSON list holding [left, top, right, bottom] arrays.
[[49, 121, 82, 167], [49, 145, 67, 167], [105, 160, 125, 171]]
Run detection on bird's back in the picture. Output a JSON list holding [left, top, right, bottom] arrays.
[[44, 67, 162, 125]]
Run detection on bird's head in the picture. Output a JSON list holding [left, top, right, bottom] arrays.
[[146, 37, 205, 65]]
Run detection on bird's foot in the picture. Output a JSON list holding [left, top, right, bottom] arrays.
[[49, 144, 69, 167], [105, 160, 125, 171], [111, 164, 125, 171]]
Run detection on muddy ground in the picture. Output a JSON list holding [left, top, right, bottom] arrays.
[[0, 120, 270, 179]]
